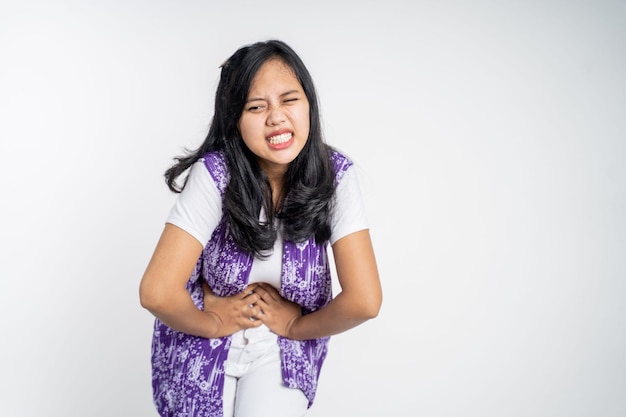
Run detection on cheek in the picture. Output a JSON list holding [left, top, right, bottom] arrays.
[[238, 117, 254, 139], [297, 106, 311, 129]]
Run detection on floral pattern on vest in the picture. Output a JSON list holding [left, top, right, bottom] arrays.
[[151, 150, 353, 417]]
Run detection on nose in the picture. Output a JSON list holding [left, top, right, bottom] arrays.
[[266, 105, 286, 126]]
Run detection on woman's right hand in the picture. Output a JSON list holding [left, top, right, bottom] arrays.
[[202, 282, 264, 337]]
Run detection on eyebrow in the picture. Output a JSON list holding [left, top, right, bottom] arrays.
[[246, 90, 301, 103]]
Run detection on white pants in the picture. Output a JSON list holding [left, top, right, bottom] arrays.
[[222, 325, 309, 417]]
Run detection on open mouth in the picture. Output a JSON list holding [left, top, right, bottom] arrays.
[[267, 132, 293, 145]]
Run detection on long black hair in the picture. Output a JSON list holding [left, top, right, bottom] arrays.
[[164, 40, 336, 258]]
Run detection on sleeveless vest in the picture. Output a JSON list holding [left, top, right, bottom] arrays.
[[151, 150, 353, 417]]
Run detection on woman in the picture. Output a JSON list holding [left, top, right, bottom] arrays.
[[139, 39, 382, 417]]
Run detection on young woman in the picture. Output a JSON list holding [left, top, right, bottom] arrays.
[[139, 39, 382, 417]]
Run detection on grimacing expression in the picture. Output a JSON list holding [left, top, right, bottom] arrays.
[[238, 59, 310, 177]]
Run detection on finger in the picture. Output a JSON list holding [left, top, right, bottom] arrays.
[[242, 302, 265, 320], [249, 286, 269, 302], [255, 283, 280, 302], [244, 308, 263, 324], [246, 303, 264, 319], [242, 302, 256, 316], [253, 298, 269, 312], [243, 292, 261, 304], [251, 304, 264, 317], [239, 290, 254, 300], [239, 284, 258, 300], [244, 283, 262, 294]]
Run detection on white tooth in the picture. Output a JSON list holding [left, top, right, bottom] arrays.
[[268, 133, 292, 144]]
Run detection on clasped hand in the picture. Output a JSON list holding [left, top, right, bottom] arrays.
[[202, 282, 301, 339]]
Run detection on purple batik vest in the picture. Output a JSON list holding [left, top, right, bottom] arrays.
[[151, 150, 353, 417]]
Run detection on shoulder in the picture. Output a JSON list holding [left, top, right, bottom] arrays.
[[330, 149, 354, 185], [201, 151, 229, 195]]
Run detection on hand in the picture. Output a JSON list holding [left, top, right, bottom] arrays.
[[252, 283, 302, 338], [202, 282, 264, 337]]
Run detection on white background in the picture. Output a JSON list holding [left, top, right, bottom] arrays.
[[1, 1, 625, 416]]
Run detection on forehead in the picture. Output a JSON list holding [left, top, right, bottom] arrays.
[[248, 59, 301, 92]]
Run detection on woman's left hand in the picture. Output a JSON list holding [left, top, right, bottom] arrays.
[[252, 283, 302, 338]]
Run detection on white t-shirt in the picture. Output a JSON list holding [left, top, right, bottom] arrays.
[[166, 158, 368, 288]]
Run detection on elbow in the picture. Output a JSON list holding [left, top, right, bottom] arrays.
[[139, 289, 155, 312], [139, 281, 165, 313], [357, 292, 383, 320], [365, 298, 382, 319], [355, 306, 380, 322], [139, 292, 154, 312], [369, 286, 383, 318]]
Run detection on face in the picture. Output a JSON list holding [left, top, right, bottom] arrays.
[[238, 59, 310, 178]]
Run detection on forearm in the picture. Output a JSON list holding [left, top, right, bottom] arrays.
[[141, 290, 220, 339], [287, 291, 379, 340], [140, 224, 220, 338], [284, 229, 382, 340]]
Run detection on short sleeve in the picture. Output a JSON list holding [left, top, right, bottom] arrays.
[[330, 165, 369, 245], [166, 159, 222, 247]]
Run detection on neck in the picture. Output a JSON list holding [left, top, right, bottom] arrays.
[[268, 178, 283, 211]]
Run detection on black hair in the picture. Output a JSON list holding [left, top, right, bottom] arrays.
[[164, 40, 335, 258]]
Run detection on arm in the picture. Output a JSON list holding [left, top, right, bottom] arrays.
[[255, 229, 382, 340], [139, 223, 262, 338]]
